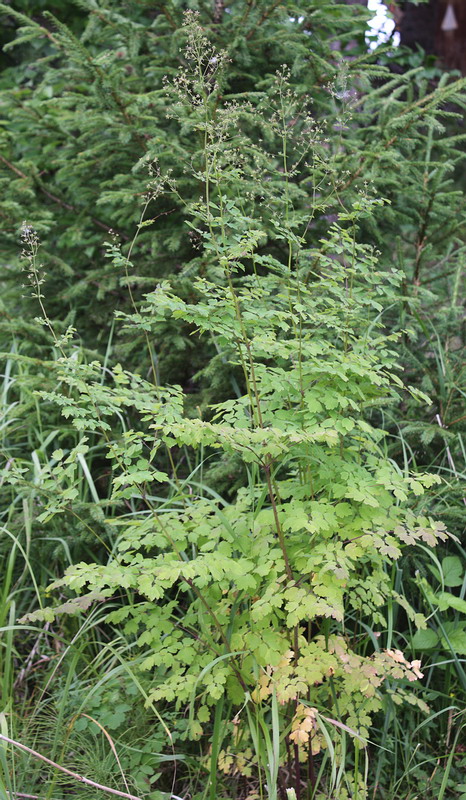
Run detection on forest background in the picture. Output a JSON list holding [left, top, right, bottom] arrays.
[[0, 1, 465, 799]]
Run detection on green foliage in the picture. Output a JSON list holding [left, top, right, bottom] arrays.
[[2, 14, 464, 798], [1, 3, 465, 799]]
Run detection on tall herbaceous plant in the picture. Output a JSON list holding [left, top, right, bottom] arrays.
[[6, 10, 464, 800]]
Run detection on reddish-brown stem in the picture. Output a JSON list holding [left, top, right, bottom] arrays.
[[293, 740, 302, 800], [263, 462, 292, 582], [245, 0, 282, 38]]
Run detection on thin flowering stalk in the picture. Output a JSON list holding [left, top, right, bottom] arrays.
[[0, 734, 142, 800], [20, 223, 67, 356]]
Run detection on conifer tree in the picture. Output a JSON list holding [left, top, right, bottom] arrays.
[[1, 0, 465, 365]]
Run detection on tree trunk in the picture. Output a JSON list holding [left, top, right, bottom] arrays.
[[398, 1, 466, 74]]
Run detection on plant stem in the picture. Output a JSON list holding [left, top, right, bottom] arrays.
[[0, 735, 142, 800]]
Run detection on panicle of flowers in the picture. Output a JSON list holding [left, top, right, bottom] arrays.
[[20, 221, 63, 352], [164, 11, 229, 117], [20, 221, 45, 301], [145, 160, 177, 203]]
